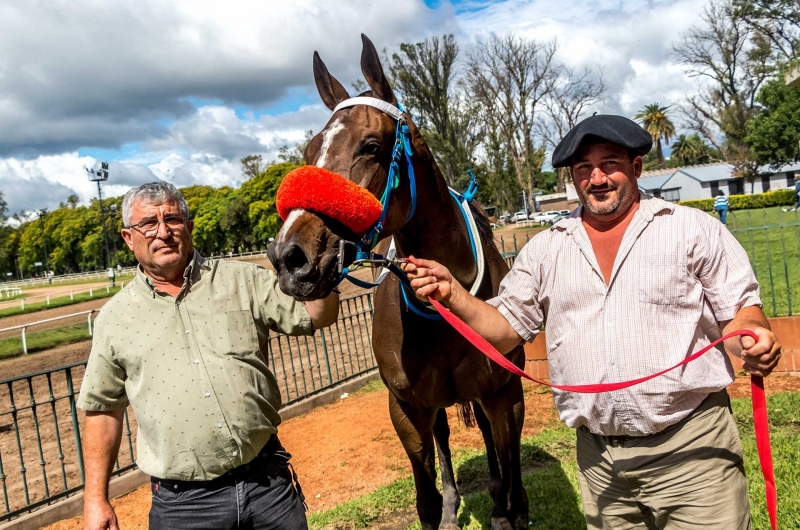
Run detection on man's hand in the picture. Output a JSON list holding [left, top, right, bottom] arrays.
[[738, 327, 782, 377], [721, 306, 782, 377], [83, 498, 119, 530], [402, 256, 464, 306]]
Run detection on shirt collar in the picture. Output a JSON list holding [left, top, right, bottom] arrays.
[[135, 249, 207, 296], [552, 191, 674, 235]]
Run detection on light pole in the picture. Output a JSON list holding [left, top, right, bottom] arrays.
[[38, 208, 51, 283], [86, 162, 111, 270]]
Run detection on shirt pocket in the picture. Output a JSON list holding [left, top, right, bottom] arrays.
[[637, 261, 688, 306], [212, 310, 259, 357]]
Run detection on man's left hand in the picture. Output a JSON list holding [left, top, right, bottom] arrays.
[[738, 327, 782, 377]]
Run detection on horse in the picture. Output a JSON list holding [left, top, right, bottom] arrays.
[[268, 35, 529, 530]]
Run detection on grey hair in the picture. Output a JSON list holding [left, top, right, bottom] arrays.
[[121, 181, 190, 227]]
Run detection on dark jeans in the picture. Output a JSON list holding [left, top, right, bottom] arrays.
[[149, 438, 307, 530]]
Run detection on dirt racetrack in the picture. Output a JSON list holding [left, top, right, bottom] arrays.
[[40, 373, 800, 530]]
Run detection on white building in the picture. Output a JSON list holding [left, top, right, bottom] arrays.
[[637, 162, 800, 202]]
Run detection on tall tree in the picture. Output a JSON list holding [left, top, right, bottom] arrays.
[[389, 35, 482, 188], [467, 34, 558, 207], [673, 0, 772, 182], [635, 103, 676, 169], [746, 74, 800, 168], [240, 154, 266, 180], [538, 67, 607, 191], [734, 0, 800, 62]]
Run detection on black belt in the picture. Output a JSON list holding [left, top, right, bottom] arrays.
[[151, 435, 285, 492]]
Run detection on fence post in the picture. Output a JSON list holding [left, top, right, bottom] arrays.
[[46, 295, 50, 305], [106, 286, 109, 294], [65, 368, 86, 485], [20, 299, 24, 310], [88, 311, 94, 336], [21, 327, 27, 355], [89, 287, 93, 297], [319, 328, 333, 386], [70, 291, 73, 301]]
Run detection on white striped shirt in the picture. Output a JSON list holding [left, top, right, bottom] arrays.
[[714, 195, 729, 209], [488, 195, 761, 436]]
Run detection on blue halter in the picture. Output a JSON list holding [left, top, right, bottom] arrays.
[[328, 97, 479, 320]]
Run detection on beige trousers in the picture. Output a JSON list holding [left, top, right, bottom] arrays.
[[577, 390, 750, 530]]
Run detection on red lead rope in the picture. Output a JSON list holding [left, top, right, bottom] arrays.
[[428, 297, 778, 529]]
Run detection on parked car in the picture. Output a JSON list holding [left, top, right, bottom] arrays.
[[530, 209, 572, 224], [511, 210, 529, 222], [529, 211, 562, 224]]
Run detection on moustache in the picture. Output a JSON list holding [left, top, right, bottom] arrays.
[[588, 185, 615, 193]]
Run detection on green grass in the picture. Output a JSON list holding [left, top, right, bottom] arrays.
[[724, 207, 800, 318], [308, 392, 800, 530], [0, 285, 123, 319], [0, 323, 91, 360], [352, 378, 386, 396]]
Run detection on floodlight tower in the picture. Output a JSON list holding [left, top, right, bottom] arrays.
[[86, 162, 112, 269]]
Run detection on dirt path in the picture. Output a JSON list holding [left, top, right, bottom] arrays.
[[0, 341, 92, 380], [41, 373, 800, 530], [0, 299, 108, 338], [0, 281, 115, 311]]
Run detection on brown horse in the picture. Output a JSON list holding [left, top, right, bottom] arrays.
[[268, 35, 529, 530]]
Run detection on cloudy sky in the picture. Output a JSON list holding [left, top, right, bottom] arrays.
[[0, 0, 707, 213]]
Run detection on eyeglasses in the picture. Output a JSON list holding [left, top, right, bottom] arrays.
[[125, 214, 188, 237]]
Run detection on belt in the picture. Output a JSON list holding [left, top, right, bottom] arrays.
[[151, 435, 285, 492]]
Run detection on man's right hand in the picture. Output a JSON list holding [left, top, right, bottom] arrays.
[[83, 498, 119, 530], [403, 256, 463, 306]]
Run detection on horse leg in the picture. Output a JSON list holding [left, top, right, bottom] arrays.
[[473, 402, 504, 516], [432, 408, 460, 529], [388, 391, 442, 529], [480, 378, 529, 530]]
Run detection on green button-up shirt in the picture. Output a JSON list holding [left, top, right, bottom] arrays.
[[77, 251, 313, 480]]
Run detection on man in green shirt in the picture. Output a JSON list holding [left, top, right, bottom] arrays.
[[78, 182, 339, 530]]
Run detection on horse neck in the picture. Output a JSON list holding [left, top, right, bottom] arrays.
[[392, 149, 478, 287]]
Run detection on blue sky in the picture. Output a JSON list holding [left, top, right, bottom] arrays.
[[0, 0, 706, 213]]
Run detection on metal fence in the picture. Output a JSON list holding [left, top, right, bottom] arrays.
[[0, 292, 375, 523]]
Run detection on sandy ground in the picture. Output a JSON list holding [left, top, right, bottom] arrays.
[[39, 373, 800, 530], [0, 300, 108, 339], [0, 281, 117, 311]]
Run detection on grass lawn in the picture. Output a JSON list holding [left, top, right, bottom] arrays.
[[0, 323, 91, 360], [0, 285, 123, 319], [308, 392, 800, 530], [724, 207, 800, 318]]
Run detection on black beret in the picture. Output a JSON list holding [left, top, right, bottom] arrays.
[[551, 114, 652, 168]]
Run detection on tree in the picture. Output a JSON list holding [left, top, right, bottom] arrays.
[[733, 0, 800, 62], [635, 103, 676, 169], [467, 34, 558, 208], [240, 155, 266, 180], [674, 0, 771, 158], [537, 67, 606, 191], [0, 191, 6, 224], [746, 74, 800, 168], [389, 35, 482, 188]]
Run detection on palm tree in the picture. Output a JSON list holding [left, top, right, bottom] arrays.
[[670, 134, 702, 166], [634, 103, 676, 169]]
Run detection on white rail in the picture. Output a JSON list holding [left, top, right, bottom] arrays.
[[0, 282, 125, 311], [0, 310, 98, 355]]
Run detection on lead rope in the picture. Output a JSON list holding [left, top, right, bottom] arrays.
[[427, 297, 778, 530]]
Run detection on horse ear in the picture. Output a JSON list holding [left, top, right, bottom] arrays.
[[313, 51, 350, 111], [359, 34, 397, 105]]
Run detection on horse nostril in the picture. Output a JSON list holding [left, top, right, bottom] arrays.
[[282, 244, 310, 274]]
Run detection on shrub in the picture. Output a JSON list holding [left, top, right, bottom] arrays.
[[678, 189, 796, 212]]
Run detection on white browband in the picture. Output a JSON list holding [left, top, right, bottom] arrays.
[[332, 97, 404, 121]]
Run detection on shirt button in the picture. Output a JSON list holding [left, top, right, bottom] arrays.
[[217, 423, 223, 428], [610, 361, 615, 366], [232, 451, 238, 457], [205, 392, 211, 397], [615, 396, 622, 402], [194, 359, 200, 364], [185, 329, 190, 334]]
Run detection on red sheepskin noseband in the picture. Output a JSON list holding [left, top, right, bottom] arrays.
[[276, 166, 383, 235]]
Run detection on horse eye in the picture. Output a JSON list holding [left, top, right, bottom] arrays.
[[360, 142, 382, 156]]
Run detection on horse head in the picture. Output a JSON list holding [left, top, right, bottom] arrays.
[[269, 34, 419, 301]]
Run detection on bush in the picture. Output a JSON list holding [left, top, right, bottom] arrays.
[[678, 189, 796, 212]]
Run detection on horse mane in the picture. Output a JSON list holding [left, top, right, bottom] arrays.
[[468, 201, 495, 246]]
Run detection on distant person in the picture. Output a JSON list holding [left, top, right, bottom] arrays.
[[713, 190, 729, 225], [794, 174, 800, 211], [78, 182, 340, 530]]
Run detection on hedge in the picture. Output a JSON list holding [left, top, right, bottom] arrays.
[[678, 189, 797, 212]]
